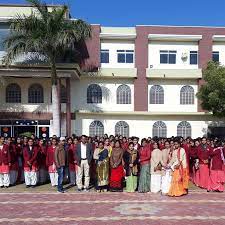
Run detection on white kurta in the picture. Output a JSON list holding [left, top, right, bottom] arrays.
[[161, 148, 172, 194], [161, 169, 172, 194], [150, 148, 163, 193]]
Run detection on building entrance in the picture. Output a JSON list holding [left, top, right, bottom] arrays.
[[14, 126, 36, 137], [0, 120, 50, 138]]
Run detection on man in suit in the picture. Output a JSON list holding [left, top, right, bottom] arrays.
[[75, 135, 93, 191]]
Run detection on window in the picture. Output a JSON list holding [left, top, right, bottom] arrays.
[[180, 85, 194, 105], [150, 85, 164, 104], [177, 121, 192, 138], [115, 121, 129, 137], [28, 84, 44, 103], [117, 85, 131, 104], [0, 29, 9, 51], [61, 84, 67, 103], [212, 51, 219, 62], [89, 121, 104, 137], [152, 121, 167, 138], [6, 83, 21, 103], [190, 51, 198, 65], [87, 84, 102, 104], [100, 49, 109, 63], [160, 50, 176, 64], [117, 50, 134, 63]]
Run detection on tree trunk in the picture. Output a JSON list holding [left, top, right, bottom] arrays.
[[51, 61, 61, 137]]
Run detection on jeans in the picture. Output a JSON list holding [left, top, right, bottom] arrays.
[[57, 166, 64, 191]]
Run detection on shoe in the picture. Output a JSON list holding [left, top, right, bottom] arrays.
[[83, 188, 89, 192], [0, 186, 3, 188], [26, 185, 31, 188], [57, 190, 64, 193], [77, 188, 82, 192], [4, 186, 9, 188]]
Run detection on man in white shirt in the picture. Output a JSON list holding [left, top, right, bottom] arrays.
[[75, 135, 93, 192]]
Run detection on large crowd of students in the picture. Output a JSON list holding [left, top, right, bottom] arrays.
[[0, 134, 225, 195]]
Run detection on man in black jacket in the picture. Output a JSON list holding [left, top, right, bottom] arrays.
[[75, 135, 93, 191]]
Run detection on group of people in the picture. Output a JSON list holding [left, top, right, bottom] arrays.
[[0, 134, 225, 195]]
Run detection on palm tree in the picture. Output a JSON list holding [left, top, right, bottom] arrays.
[[3, 0, 91, 137]]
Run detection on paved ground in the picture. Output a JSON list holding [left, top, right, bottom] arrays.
[[0, 186, 224, 225]]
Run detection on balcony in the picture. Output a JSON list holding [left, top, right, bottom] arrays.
[[146, 68, 202, 79]]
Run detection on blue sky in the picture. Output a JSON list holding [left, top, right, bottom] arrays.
[[1, 0, 225, 27]]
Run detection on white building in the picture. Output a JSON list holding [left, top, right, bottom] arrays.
[[0, 4, 225, 139]]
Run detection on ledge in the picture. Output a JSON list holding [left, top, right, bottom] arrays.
[[213, 35, 225, 41], [148, 34, 202, 41], [100, 27, 136, 40], [146, 68, 202, 79], [76, 110, 211, 116], [82, 68, 137, 79]]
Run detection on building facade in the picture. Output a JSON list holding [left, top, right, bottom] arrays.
[[0, 4, 225, 138]]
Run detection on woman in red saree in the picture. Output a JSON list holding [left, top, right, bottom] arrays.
[[109, 140, 124, 192], [168, 139, 188, 197]]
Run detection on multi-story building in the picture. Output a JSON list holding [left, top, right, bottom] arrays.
[[0, 4, 225, 139]]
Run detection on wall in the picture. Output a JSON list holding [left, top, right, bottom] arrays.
[[71, 78, 134, 112], [72, 114, 208, 139], [148, 41, 199, 69], [213, 42, 225, 65], [148, 79, 198, 112], [0, 77, 67, 113], [100, 40, 135, 68]]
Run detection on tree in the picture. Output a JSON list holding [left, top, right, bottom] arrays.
[[3, 0, 91, 136], [197, 61, 225, 117]]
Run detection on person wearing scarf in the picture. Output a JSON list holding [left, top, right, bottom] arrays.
[[161, 141, 173, 195], [67, 137, 76, 186], [37, 139, 47, 185], [150, 142, 163, 193], [7, 137, 18, 186], [207, 141, 225, 192], [46, 138, 58, 187], [109, 140, 124, 192], [0, 136, 11, 188], [93, 141, 110, 192], [15, 137, 24, 183], [197, 137, 211, 189], [23, 138, 39, 188], [123, 142, 139, 192], [138, 138, 151, 193], [168, 139, 188, 197]]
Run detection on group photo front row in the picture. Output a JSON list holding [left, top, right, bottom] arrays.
[[0, 134, 225, 196]]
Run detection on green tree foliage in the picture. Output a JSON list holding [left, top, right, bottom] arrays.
[[3, 0, 91, 85], [197, 61, 225, 117], [2, 0, 92, 136]]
